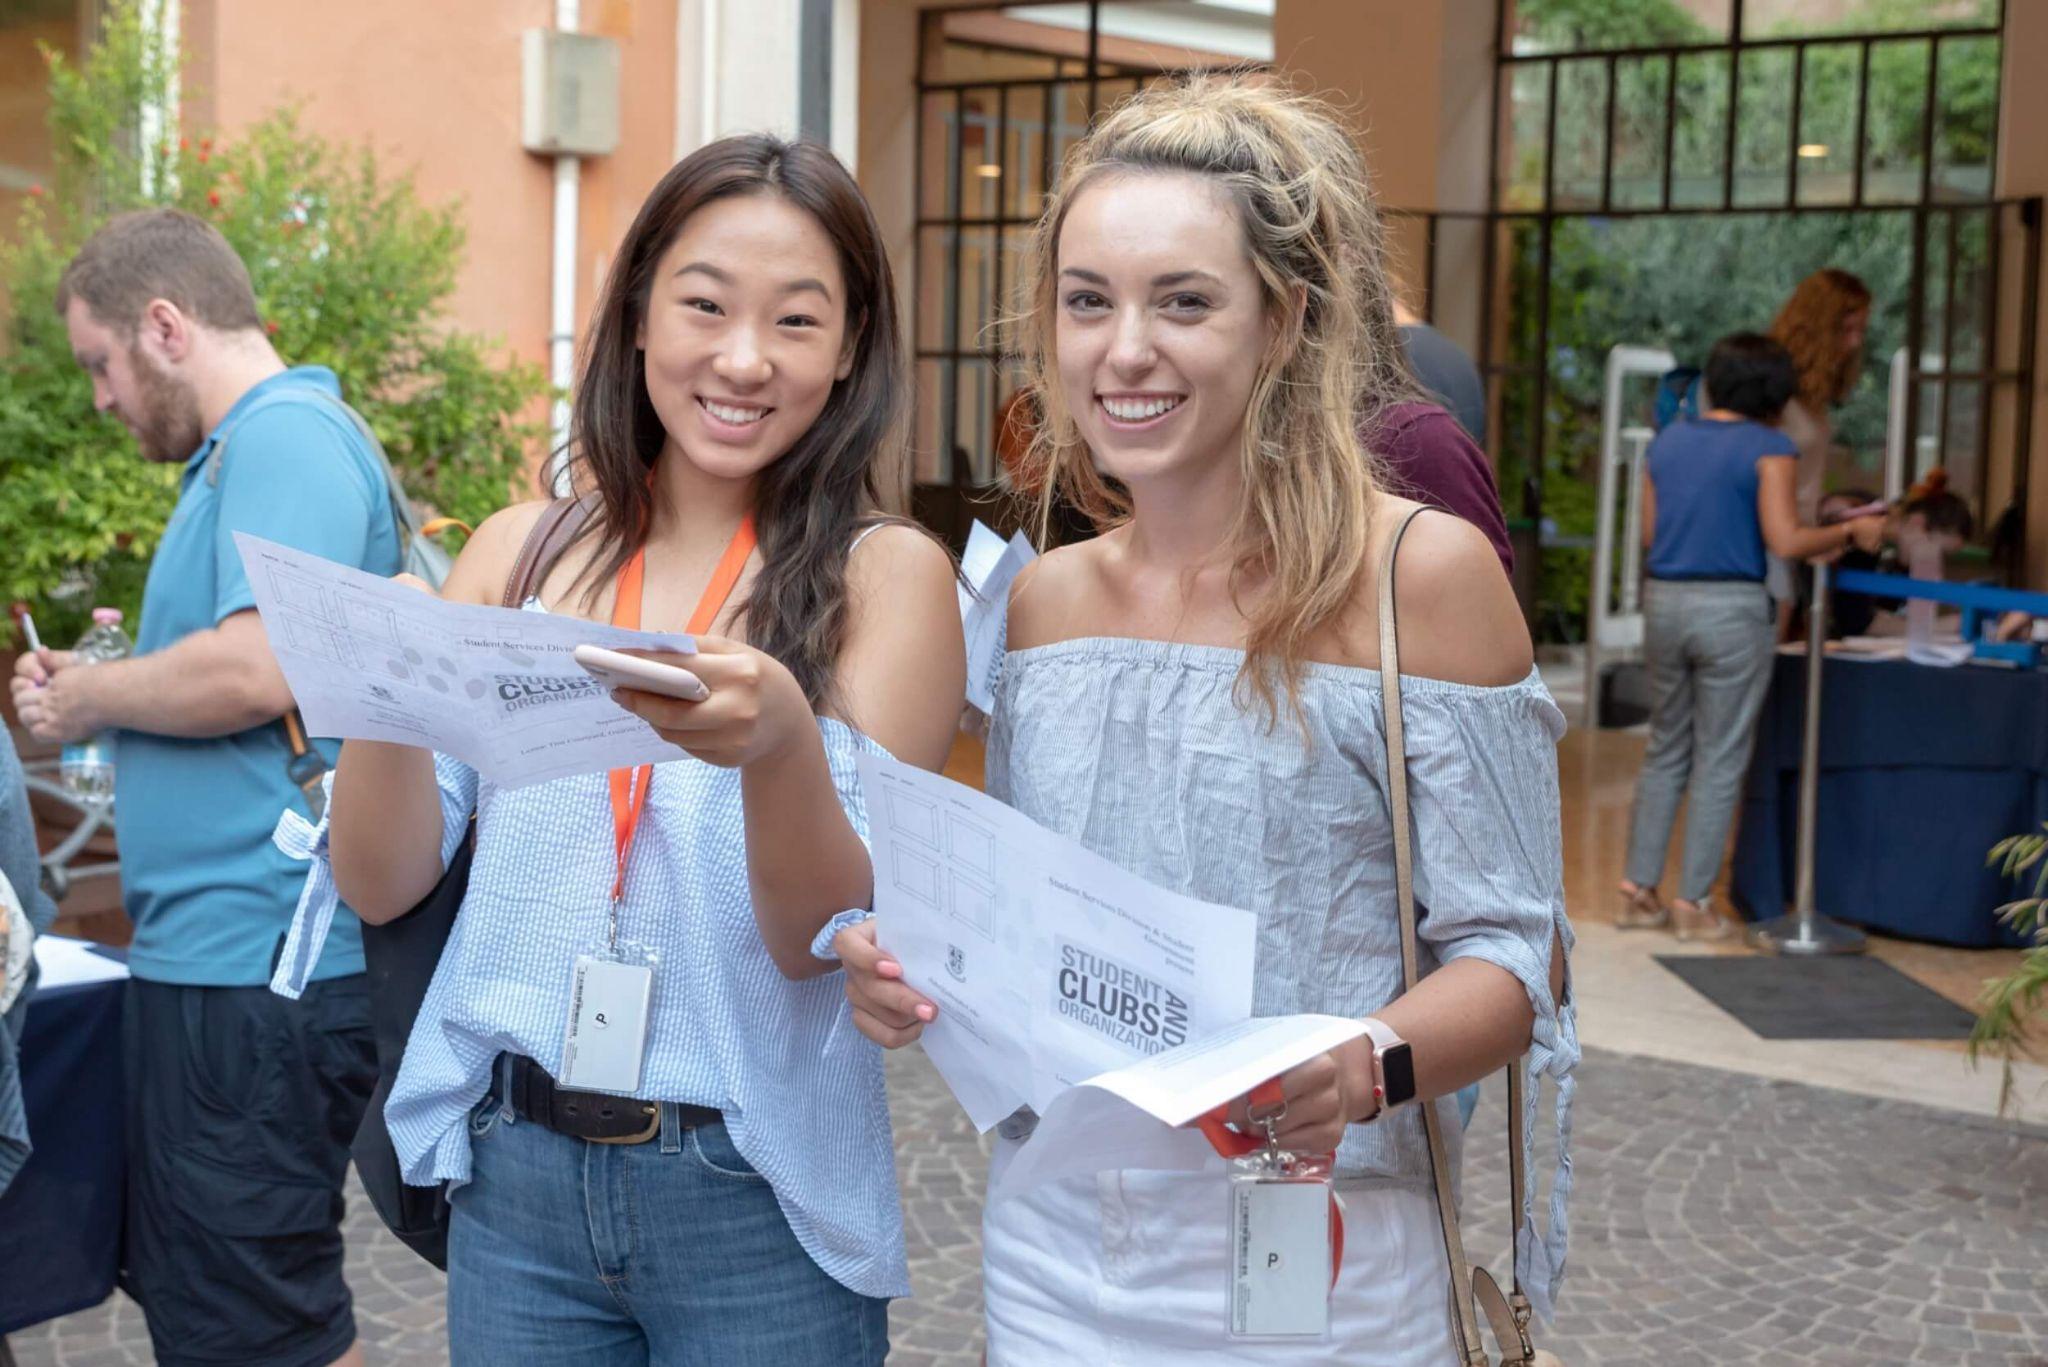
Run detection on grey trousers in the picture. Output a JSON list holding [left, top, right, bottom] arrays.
[[1623, 579, 1777, 903]]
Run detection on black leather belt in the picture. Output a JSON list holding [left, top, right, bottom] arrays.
[[505, 1055, 721, 1145]]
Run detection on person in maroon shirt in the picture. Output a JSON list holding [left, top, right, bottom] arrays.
[[1364, 399, 1515, 575]]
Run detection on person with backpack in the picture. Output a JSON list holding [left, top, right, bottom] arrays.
[[9, 208, 399, 1367], [307, 137, 964, 1363], [1616, 333, 1884, 941]]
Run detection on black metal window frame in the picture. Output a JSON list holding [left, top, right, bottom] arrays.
[[908, 2, 1259, 538], [1399, 0, 2032, 553]]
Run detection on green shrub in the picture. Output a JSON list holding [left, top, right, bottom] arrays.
[[0, 1, 547, 646]]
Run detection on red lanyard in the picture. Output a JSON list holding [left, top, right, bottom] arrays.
[[606, 513, 759, 904]]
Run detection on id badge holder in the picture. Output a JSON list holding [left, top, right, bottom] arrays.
[[559, 939, 659, 1097], [1226, 1112, 1337, 1342]]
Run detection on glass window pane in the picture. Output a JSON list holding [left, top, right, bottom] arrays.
[[916, 227, 955, 352], [914, 360, 949, 486], [1795, 43, 1859, 208], [1732, 47, 1794, 208], [957, 228, 998, 355], [1500, 65, 1551, 212], [1933, 36, 1998, 202], [1741, 0, 1997, 40], [1670, 51, 1730, 208], [1093, 77, 1139, 119], [1048, 82, 1092, 188], [919, 92, 958, 221], [1948, 207, 1992, 374], [1507, 0, 1725, 55], [956, 359, 995, 486], [1922, 213, 1951, 375], [1609, 56, 1670, 210], [995, 359, 1034, 490], [1863, 39, 1930, 205], [957, 88, 1001, 221], [1004, 85, 1048, 222], [925, 7, 1070, 85], [1937, 380, 1984, 513], [1550, 58, 1608, 210], [996, 225, 1035, 358]]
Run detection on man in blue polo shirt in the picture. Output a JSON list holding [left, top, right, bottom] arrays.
[[11, 209, 395, 1367]]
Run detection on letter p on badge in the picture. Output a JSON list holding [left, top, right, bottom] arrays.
[[1228, 1175, 1332, 1340]]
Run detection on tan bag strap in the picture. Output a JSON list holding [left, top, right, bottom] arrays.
[[1375, 506, 1537, 1367], [503, 495, 597, 609]]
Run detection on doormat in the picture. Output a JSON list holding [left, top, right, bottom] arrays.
[[1655, 954, 1978, 1040]]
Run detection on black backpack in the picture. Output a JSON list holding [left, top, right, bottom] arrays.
[[350, 495, 591, 1268]]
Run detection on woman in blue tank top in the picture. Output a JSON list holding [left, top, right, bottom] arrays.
[[1618, 333, 1884, 940]]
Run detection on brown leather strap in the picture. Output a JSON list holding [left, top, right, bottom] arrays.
[[1375, 505, 1486, 1365], [503, 495, 596, 609], [1376, 504, 1536, 1366]]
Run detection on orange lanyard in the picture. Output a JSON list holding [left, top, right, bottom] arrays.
[[1197, 1078, 1347, 1288], [605, 513, 759, 906]]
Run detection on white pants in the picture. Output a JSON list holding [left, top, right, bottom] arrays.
[[982, 1136, 1461, 1366]]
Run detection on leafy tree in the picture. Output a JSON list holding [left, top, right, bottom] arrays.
[[0, 1, 547, 645]]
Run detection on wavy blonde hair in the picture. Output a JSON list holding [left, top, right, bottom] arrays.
[[1011, 74, 1416, 725], [1768, 267, 1872, 408]]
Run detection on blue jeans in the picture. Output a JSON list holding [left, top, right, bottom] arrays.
[[446, 1085, 889, 1366]]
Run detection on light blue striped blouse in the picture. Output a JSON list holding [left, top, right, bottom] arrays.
[[986, 638, 1579, 1321], [273, 719, 909, 1300]]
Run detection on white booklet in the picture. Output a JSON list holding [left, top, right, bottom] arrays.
[[862, 753, 1359, 1194], [234, 533, 695, 788]]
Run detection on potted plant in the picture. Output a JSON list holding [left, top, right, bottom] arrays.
[[1969, 826, 2048, 1114]]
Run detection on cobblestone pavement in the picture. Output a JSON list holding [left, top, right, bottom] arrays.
[[13, 1045, 2048, 1365]]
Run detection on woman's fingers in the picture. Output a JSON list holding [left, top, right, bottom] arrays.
[[850, 1005, 926, 1049], [1223, 1054, 1347, 1152], [837, 920, 937, 1031]]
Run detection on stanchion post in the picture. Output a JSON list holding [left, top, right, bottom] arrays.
[[1747, 561, 1868, 956]]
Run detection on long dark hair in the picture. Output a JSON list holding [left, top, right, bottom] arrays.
[[566, 135, 907, 708]]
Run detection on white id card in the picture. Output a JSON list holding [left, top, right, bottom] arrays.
[[1228, 1177, 1333, 1339], [559, 954, 654, 1095]]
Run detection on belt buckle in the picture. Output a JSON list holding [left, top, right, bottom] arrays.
[[588, 1102, 661, 1145]]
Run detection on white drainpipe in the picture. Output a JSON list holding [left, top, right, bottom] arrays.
[[139, 0, 180, 198], [547, 0, 581, 495]]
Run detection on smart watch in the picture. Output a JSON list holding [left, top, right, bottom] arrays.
[[1359, 1016, 1416, 1117]]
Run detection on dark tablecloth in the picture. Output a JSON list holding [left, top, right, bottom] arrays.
[[1731, 652, 2048, 947], [0, 973, 125, 1335]]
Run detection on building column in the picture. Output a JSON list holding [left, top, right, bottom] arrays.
[[674, 0, 857, 168], [1997, 2, 2048, 589]]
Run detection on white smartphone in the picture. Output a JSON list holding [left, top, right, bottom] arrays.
[[573, 643, 711, 702]]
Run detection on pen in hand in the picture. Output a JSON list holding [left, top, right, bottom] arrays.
[[12, 604, 45, 689]]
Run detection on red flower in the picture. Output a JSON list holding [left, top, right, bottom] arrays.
[[196, 150, 209, 164], [200, 138, 213, 153], [178, 136, 189, 152], [265, 321, 279, 336], [207, 189, 221, 207], [27, 184, 42, 199]]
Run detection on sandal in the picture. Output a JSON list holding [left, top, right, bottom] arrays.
[[1614, 882, 1670, 930], [1672, 898, 1735, 943]]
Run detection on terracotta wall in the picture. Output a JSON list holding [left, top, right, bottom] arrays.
[[181, 0, 681, 476]]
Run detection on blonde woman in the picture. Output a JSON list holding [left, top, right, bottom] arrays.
[[838, 78, 1575, 1362]]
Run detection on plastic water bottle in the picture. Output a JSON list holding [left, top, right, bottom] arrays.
[[58, 608, 132, 806]]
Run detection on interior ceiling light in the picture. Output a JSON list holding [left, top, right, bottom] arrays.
[[976, 163, 1002, 177]]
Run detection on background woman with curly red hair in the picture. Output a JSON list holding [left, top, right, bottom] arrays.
[[1763, 267, 1873, 633]]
